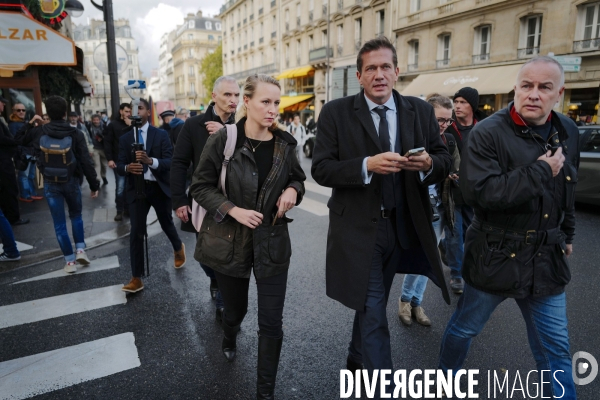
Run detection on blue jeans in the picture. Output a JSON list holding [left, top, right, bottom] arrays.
[[44, 177, 86, 262], [400, 210, 444, 307], [439, 284, 576, 399], [442, 204, 473, 278], [18, 161, 38, 199], [113, 169, 126, 212], [0, 207, 19, 257]]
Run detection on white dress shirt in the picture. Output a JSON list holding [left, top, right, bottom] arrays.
[[138, 122, 159, 181]]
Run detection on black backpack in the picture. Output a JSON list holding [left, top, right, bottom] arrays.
[[39, 133, 76, 183]]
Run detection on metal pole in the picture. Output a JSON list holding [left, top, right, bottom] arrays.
[[102, 74, 108, 113], [325, 0, 330, 103], [103, 0, 120, 116]]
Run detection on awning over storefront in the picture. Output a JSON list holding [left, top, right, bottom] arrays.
[[0, 11, 76, 71], [279, 94, 314, 113], [402, 64, 524, 97], [565, 81, 600, 90], [276, 66, 315, 80]]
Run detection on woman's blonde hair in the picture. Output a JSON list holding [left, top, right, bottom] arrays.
[[236, 74, 286, 131]]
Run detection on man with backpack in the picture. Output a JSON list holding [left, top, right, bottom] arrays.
[[287, 113, 306, 162], [19, 96, 99, 273]]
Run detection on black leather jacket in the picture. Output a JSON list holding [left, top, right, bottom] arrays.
[[190, 118, 306, 279], [460, 104, 579, 298]]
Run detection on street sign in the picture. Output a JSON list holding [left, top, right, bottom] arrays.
[[552, 56, 582, 65], [562, 65, 581, 72]]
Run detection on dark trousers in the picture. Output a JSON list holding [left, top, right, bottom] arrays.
[[215, 270, 288, 338], [194, 233, 224, 309], [348, 217, 401, 398], [0, 159, 20, 223], [129, 181, 182, 277]]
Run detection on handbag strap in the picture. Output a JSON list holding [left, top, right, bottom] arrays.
[[219, 124, 237, 197]]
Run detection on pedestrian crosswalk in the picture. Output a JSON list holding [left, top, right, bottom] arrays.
[[0, 256, 141, 399], [297, 180, 331, 217]]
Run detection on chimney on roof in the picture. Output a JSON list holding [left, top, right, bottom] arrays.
[[196, 10, 203, 18]]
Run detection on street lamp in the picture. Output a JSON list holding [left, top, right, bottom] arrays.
[[65, 0, 84, 18], [89, 0, 120, 117]]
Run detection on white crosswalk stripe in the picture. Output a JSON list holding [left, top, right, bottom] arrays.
[[295, 181, 330, 216], [0, 332, 140, 400], [12, 256, 120, 285], [0, 284, 127, 329]]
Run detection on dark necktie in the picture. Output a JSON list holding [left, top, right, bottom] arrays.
[[139, 130, 148, 173], [374, 107, 396, 211]]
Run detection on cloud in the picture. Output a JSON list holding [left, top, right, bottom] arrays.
[[79, 1, 223, 77]]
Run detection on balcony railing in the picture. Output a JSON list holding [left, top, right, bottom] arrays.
[[472, 53, 489, 63], [309, 46, 333, 62], [337, 44, 343, 56], [573, 38, 600, 52], [230, 63, 277, 81], [186, 91, 197, 96], [355, 40, 362, 52], [407, 63, 418, 72], [439, 3, 454, 13], [517, 47, 540, 58], [436, 59, 450, 68], [271, 31, 276, 38]]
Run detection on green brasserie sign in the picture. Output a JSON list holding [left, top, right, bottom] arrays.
[[39, 0, 67, 23]]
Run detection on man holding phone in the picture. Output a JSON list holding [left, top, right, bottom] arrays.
[[312, 37, 451, 396]]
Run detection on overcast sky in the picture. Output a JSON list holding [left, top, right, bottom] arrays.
[[76, 0, 224, 77]]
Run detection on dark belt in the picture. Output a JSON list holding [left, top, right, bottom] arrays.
[[144, 180, 158, 185], [381, 209, 394, 219], [473, 221, 566, 245]]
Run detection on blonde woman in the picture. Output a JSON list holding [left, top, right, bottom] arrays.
[[190, 74, 306, 399]]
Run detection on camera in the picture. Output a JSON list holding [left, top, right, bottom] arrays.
[[429, 194, 440, 222]]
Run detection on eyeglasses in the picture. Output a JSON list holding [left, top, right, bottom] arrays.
[[14, 109, 26, 112], [437, 118, 454, 125]]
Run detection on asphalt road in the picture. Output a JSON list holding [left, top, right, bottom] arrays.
[[1, 158, 599, 400]]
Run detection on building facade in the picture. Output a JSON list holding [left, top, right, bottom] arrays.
[[74, 19, 142, 119], [393, 0, 600, 122], [158, 31, 176, 103], [170, 11, 222, 111], [219, 0, 393, 120]]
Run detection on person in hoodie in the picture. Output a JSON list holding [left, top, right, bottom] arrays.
[[19, 96, 99, 273]]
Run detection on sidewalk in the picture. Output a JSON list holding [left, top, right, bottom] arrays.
[[0, 171, 157, 273]]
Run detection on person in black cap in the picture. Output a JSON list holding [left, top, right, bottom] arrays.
[[0, 95, 29, 226], [442, 87, 487, 295], [159, 110, 175, 134]]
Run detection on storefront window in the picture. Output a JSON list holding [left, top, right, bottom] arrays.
[[568, 87, 600, 124]]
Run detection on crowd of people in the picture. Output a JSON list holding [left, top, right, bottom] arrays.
[[0, 35, 581, 399]]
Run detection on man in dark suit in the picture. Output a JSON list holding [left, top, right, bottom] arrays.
[[312, 37, 451, 395], [117, 98, 186, 293], [171, 76, 239, 321]]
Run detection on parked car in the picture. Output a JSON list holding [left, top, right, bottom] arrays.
[[576, 125, 600, 206], [303, 130, 316, 158]]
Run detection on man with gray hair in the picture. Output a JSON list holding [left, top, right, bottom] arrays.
[[170, 75, 240, 322], [438, 56, 578, 399]]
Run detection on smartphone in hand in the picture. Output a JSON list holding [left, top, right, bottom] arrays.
[[404, 147, 425, 157]]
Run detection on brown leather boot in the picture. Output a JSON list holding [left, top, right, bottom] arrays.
[[174, 243, 186, 269], [411, 306, 432, 326], [122, 277, 144, 293], [398, 300, 412, 326]]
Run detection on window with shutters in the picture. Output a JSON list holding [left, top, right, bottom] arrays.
[[473, 25, 491, 63], [437, 34, 451, 68], [575, 2, 600, 51]]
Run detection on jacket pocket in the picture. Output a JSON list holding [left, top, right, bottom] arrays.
[[268, 222, 292, 264], [563, 162, 578, 210], [327, 198, 345, 216], [470, 237, 522, 292], [199, 218, 236, 264], [550, 242, 571, 285]]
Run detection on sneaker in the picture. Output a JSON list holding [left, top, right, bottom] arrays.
[[76, 249, 90, 266], [0, 252, 21, 262], [398, 300, 412, 326], [18, 197, 33, 203], [174, 243, 186, 269], [30, 195, 44, 200], [411, 306, 432, 326], [449, 278, 464, 294], [122, 277, 144, 293], [114, 212, 123, 222], [64, 261, 77, 273]]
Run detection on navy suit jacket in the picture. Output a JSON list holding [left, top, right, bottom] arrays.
[[116, 125, 173, 203]]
